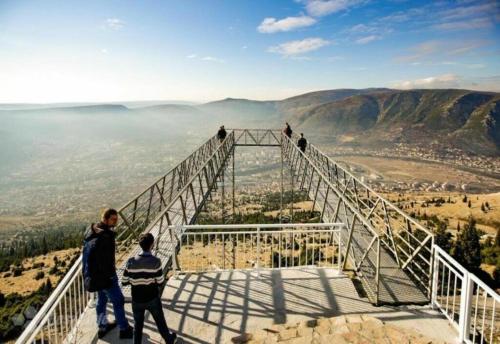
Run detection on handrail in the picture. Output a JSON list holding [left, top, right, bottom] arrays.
[[432, 245, 500, 343], [178, 223, 345, 230], [15, 133, 224, 344], [303, 135, 432, 236], [282, 134, 381, 238]]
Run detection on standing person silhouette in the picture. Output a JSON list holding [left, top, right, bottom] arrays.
[[122, 233, 177, 344], [217, 125, 227, 143], [284, 122, 292, 138], [298, 133, 307, 153], [82, 208, 133, 339]]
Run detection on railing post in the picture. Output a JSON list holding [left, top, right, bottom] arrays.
[[431, 247, 439, 309], [338, 226, 342, 272], [375, 237, 381, 306], [459, 273, 473, 343], [257, 227, 261, 270], [169, 226, 179, 271]]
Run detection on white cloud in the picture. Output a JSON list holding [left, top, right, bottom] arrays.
[[392, 74, 500, 91], [268, 37, 330, 56], [355, 35, 381, 44], [105, 18, 125, 30], [345, 22, 392, 44], [433, 17, 493, 30], [304, 0, 366, 17], [466, 63, 486, 69], [201, 56, 225, 63], [392, 74, 461, 89], [257, 16, 317, 33], [186, 54, 225, 63]]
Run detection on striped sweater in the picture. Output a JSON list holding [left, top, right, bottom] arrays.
[[122, 251, 164, 303]]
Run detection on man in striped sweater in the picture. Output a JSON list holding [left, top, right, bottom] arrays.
[[122, 233, 177, 344]]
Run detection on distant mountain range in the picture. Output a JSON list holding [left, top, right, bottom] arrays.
[[1, 88, 499, 156]]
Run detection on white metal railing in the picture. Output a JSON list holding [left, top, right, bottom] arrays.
[[15, 255, 91, 344], [174, 223, 344, 273], [432, 245, 499, 343], [15, 133, 226, 344]]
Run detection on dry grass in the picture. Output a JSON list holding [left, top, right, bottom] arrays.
[[386, 191, 500, 236], [0, 248, 79, 295]]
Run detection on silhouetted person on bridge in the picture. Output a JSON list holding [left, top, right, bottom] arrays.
[[298, 133, 307, 153], [82, 208, 133, 339], [122, 233, 177, 344], [217, 125, 227, 143], [284, 122, 292, 138]]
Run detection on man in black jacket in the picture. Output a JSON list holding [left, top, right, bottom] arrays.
[[217, 125, 227, 143], [122, 233, 177, 344], [82, 208, 133, 339], [298, 133, 307, 153], [284, 122, 292, 138]]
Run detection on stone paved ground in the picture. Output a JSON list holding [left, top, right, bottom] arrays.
[[75, 268, 458, 343], [231, 315, 450, 344]]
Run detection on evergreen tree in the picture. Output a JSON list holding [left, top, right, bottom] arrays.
[[462, 195, 468, 203], [468, 200, 471, 208], [435, 224, 452, 253], [495, 228, 500, 247], [481, 203, 486, 212], [41, 237, 48, 255], [454, 217, 482, 272], [42, 279, 53, 295]]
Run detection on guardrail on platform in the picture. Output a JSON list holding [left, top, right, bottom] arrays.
[[432, 245, 499, 343]]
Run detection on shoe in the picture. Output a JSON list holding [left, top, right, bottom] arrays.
[[168, 332, 177, 344], [98, 322, 117, 339], [119, 325, 134, 339]]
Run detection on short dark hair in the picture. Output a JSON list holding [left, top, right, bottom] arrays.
[[101, 208, 118, 221], [139, 233, 154, 251]]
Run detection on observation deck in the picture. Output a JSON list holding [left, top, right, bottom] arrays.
[[16, 129, 499, 344]]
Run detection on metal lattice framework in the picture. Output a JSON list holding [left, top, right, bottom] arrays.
[[281, 133, 433, 305], [19, 128, 499, 344]]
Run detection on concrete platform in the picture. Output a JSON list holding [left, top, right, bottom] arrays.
[[74, 268, 458, 343]]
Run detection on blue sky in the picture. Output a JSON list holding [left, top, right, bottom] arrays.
[[0, 0, 499, 103]]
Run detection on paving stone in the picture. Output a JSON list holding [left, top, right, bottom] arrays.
[[383, 325, 411, 344], [236, 312, 450, 344], [297, 326, 313, 338], [278, 328, 297, 341], [346, 322, 363, 332], [313, 324, 331, 336], [316, 318, 332, 328], [331, 324, 350, 335], [346, 314, 364, 323], [280, 336, 313, 344], [341, 331, 372, 344], [252, 329, 269, 340], [329, 315, 347, 326], [231, 333, 253, 343]]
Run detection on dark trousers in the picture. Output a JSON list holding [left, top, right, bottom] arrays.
[[96, 275, 129, 330], [132, 297, 175, 344]]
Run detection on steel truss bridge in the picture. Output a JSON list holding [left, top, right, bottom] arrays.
[[17, 129, 499, 344]]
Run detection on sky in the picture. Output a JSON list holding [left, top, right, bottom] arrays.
[[0, 0, 499, 103]]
